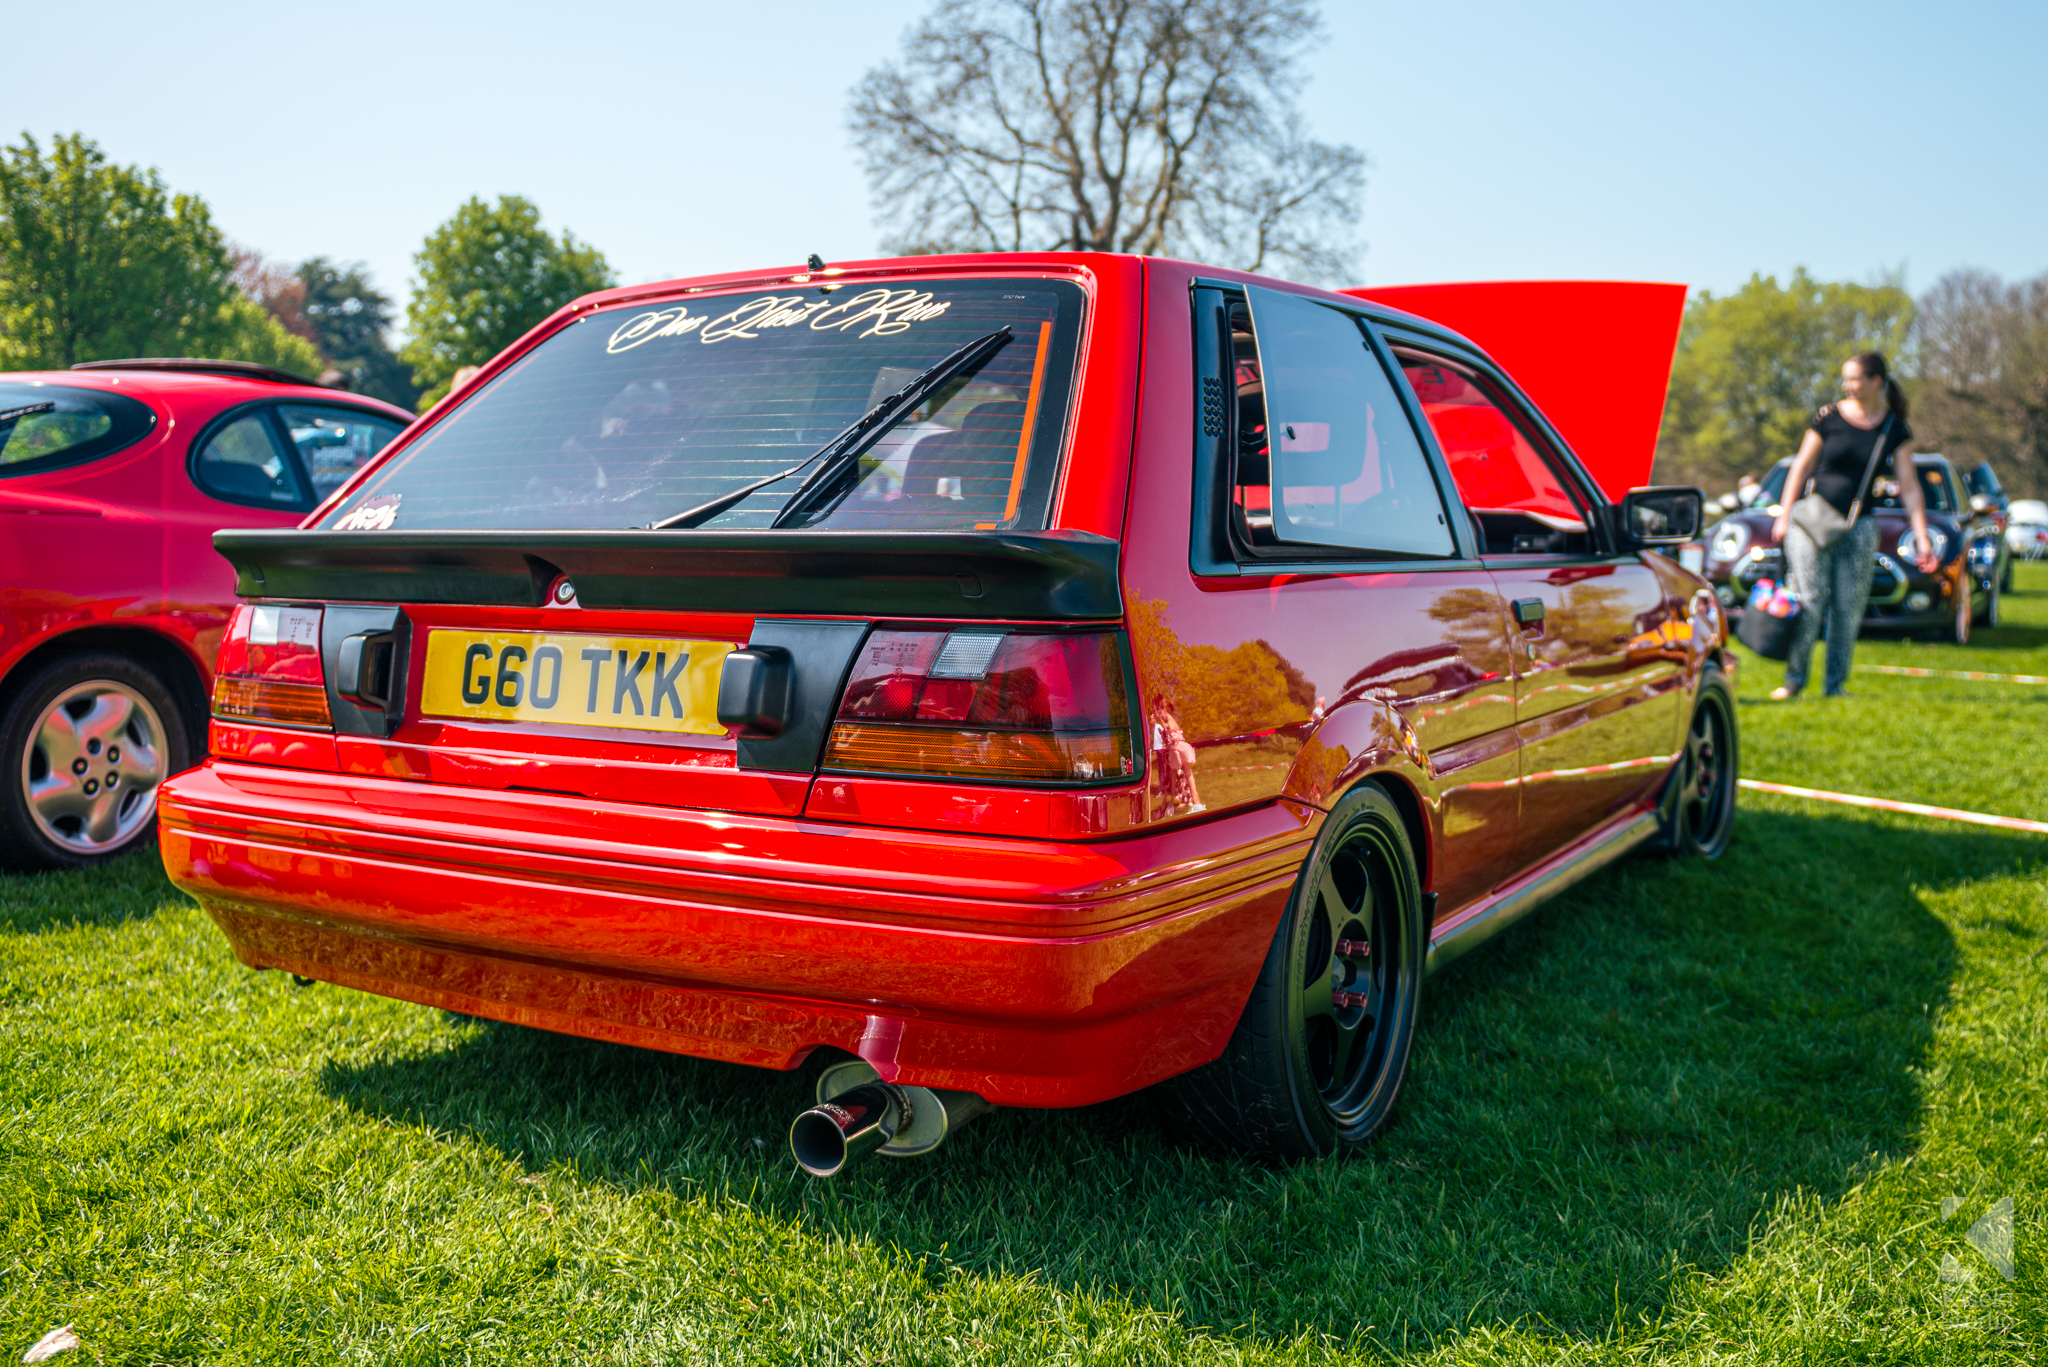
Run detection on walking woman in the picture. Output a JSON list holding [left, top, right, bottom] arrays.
[[1768, 352, 1938, 699]]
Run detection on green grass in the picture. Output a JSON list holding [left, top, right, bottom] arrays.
[[5, 569, 2048, 1364]]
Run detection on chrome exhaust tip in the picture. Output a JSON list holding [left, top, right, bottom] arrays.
[[790, 1061, 993, 1178], [790, 1082, 907, 1178]]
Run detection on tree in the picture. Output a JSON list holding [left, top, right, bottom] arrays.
[[215, 295, 324, 377], [233, 247, 317, 346], [848, 0, 1364, 283], [228, 247, 325, 378], [1913, 268, 2048, 498], [0, 132, 234, 368], [1654, 268, 1914, 492], [298, 257, 419, 409], [0, 134, 320, 377], [403, 195, 614, 410]]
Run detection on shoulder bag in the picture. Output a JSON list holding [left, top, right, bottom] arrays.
[[1789, 413, 1892, 550]]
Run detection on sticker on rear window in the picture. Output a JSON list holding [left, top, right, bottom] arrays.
[[333, 492, 400, 530], [607, 288, 953, 353]]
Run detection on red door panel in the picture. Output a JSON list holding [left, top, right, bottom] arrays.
[[1489, 559, 1684, 870], [1123, 569, 1520, 921]]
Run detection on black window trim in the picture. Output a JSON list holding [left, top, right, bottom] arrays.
[[188, 399, 406, 514], [1188, 280, 1480, 579], [0, 382, 159, 480]]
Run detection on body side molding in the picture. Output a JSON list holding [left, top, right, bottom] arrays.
[[1425, 805, 1661, 976]]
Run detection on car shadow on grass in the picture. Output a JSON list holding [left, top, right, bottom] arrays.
[[0, 839, 184, 934], [320, 809, 2031, 1350]]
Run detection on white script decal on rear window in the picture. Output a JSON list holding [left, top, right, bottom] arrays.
[[606, 288, 953, 353], [334, 493, 400, 530]]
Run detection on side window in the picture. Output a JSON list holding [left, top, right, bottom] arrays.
[[277, 404, 405, 503], [193, 410, 308, 508], [1397, 353, 1595, 556], [1231, 285, 1453, 558], [0, 382, 156, 478]]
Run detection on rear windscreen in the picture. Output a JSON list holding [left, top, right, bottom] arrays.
[[323, 278, 1086, 532]]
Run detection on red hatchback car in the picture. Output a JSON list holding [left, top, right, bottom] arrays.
[[0, 361, 411, 869], [158, 256, 1734, 1168]]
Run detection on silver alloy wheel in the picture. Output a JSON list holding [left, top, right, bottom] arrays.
[[22, 680, 168, 855]]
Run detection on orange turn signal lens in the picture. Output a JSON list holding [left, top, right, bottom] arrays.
[[210, 677, 334, 728], [822, 723, 1129, 782]]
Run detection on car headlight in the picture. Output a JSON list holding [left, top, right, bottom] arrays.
[[1709, 521, 1749, 563], [1898, 526, 1949, 561]]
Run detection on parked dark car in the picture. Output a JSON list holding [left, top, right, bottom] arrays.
[[1704, 451, 2008, 642], [1963, 463, 2017, 592]]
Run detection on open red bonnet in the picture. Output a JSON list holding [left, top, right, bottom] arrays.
[[1344, 281, 1687, 500]]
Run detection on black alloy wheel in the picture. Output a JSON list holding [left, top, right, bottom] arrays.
[[1659, 666, 1737, 860], [1163, 782, 1425, 1161], [0, 652, 193, 872]]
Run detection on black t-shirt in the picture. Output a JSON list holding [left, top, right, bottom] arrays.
[[1807, 405, 1913, 516]]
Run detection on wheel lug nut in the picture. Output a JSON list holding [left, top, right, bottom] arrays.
[[1334, 989, 1369, 1009], [105, 774, 118, 788], [83, 779, 99, 795], [71, 758, 88, 776], [87, 738, 101, 755], [1336, 938, 1370, 958], [107, 746, 120, 763]]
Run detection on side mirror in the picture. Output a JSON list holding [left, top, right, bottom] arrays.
[[1618, 486, 1704, 546]]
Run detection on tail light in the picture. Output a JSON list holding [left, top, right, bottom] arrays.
[[212, 604, 331, 729], [822, 629, 1134, 783]]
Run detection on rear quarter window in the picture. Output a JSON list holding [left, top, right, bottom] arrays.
[[0, 383, 157, 477], [322, 278, 1086, 532]]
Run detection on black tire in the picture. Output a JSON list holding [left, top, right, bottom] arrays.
[[1656, 665, 1737, 859], [0, 652, 193, 872], [1975, 572, 2002, 629], [1163, 782, 1425, 1161]]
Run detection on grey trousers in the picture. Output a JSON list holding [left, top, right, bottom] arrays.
[[1783, 515, 1880, 694]]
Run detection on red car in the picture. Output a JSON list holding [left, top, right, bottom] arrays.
[[158, 257, 1733, 1168], [0, 361, 411, 869]]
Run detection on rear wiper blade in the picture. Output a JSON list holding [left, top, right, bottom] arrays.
[[648, 326, 1012, 531]]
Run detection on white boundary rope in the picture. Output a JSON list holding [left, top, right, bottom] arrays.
[[1739, 778, 2048, 834], [1858, 664, 2048, 685]]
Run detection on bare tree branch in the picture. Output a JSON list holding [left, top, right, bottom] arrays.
[[849, 0, 1364, 283]]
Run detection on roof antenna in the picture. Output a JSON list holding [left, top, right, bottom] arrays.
[[807, 253, 826, 272]]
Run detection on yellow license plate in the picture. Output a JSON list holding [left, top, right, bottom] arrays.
[[420, 630, 734, 735]]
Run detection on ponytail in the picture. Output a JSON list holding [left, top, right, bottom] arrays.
[[1851, 350, 1909, 422]]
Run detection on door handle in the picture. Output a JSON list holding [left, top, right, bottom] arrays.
[[1511, 597, 1546, 625]]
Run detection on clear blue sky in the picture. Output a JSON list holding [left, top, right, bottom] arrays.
[[5, 0, 2042, 321]]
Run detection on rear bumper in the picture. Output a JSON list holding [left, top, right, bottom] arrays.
[[159, 761, 1309, 1107]]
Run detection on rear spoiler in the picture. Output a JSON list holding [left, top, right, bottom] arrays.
[[1346, 281, 1687, 500], [212, 528, 1123, 621]]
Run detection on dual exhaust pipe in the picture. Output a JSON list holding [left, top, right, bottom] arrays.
[[788, 1061, 992, 1178]]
